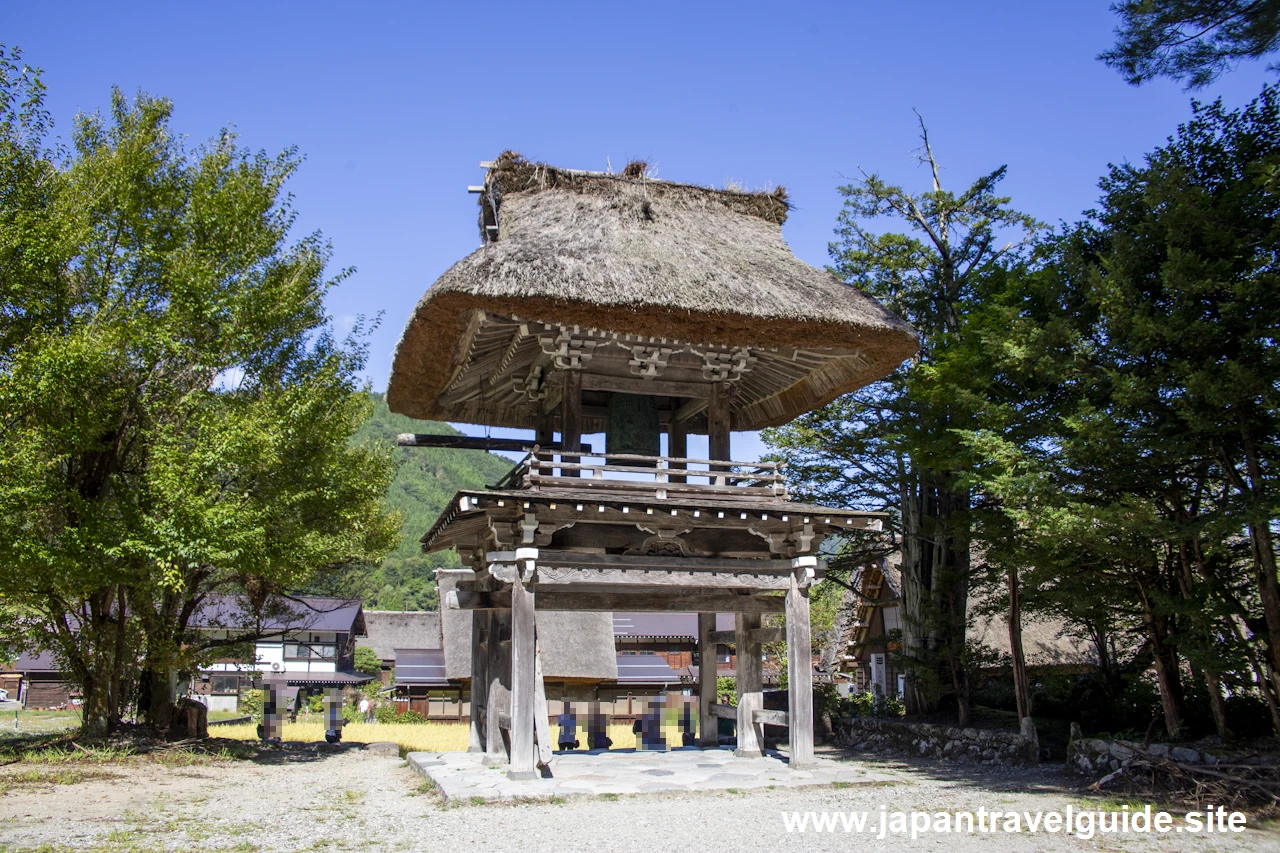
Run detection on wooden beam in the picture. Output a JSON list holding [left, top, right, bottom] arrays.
[[468, 613, 487, 753], [483, 611, 509, 767], [524, 552, 811, 573], [673, 398, 707, 423], [668, 419, 687, 485], [581, 373, 712, 399], [562, 369, 582, 477], [735, 612, 764, 758], [532, 642, 552, 767], [524, 567, 793, 591], [698, 613, 717, 747], [448, 588, 785, 614], [397, 434, 594, 453], [710, 702, 737, 720], [786, 569, 815, 767], [508, 576, 537, 781], [709, 628, 784, 644], [754, 708, 789, 727], [708, 383, 731, 462]]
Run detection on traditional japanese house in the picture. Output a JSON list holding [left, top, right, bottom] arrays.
[[191, 595, 373, 716], [1, 650, 77, 709], [387, 153, 917, 779]]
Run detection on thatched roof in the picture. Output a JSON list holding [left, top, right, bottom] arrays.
[[969, 612, 1098, 667], [388, 153, 918, 432], [436, 570, 617, 681], [360, 611, 442, 661]]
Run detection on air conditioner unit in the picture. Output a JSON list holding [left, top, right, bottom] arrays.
[[270, 662, 282, 672]]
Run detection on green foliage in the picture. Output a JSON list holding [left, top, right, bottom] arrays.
[[302, 393, 513, 611], [353, 646, 382, 677], [763, 120, 1041, 719], [716, 676, 737, 705], [396, 710, 426, 724], [238, 689, 263, 723], [0, 49, 399, 736], [1101, 1, 1280, 90], [963, 85, 1280, 738], [375, 703, 400, 724], [340, 704, 360, 724]]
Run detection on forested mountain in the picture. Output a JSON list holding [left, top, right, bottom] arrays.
[[340, 393, 514, 610]]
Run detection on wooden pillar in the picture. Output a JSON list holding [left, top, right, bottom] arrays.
[[786, 571, 815, 767], [561, 369, 582, 476], [735, 612, 764, 758], [708, 383, 731, 464], [697, 612, 717, 747], [535, 413, 554, 476], [483, 610, 509, 767], [508, 562, 538, 780], [468, 611, 487, 753], [669, 418, 688, 484]]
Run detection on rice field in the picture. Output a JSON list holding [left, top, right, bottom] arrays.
[[214, 721, 654, 754]]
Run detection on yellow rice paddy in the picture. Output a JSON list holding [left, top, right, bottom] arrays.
[[215, 721, 645, 753]]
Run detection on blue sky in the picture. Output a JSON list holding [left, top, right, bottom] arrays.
[[8, 2, 1276, 461]]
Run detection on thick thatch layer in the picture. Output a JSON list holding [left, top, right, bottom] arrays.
[[388, 153, 918, 430]]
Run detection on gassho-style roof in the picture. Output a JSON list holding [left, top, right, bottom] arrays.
[[360, 611, 442, 661], [387, 152, 918, 433]]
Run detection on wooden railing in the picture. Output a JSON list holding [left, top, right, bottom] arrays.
[[510, 449, 789, 502]]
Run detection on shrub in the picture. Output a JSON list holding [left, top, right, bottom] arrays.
[[397, 710, 426, 724], [375, 704, 400, 724], [353, 647, 382, 677], [238, 689, 263, 722]]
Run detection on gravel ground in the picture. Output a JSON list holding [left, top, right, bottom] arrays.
[[0, 746, 1275, 852]]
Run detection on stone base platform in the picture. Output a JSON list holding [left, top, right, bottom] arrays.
[[406, 747, 896, 803]]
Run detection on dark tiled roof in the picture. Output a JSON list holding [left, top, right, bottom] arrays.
[[5, 650, 59, 672], [612, 612, 734, 639], [394, 649, 450, 686], [615, 653, 682, 685], [190, 596, 365, 635], [263, 670, 373, 687]]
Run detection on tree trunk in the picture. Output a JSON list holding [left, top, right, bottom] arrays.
[[1007, 566, 1031, 721], [1141, 590, 1186, 737], [1202, 669, 1232, 741], [898, 467, 932, 714], [1238, 432, 1280, 700]]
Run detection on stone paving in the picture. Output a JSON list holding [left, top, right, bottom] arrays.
[[406, 746, 898, 802]]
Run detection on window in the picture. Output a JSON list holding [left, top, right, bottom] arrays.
[[284, 641, 336, 661], [210, 675, 240, 695], [716, 644, 731, 664]]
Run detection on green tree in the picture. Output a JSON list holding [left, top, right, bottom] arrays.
[[354, 646, 383, 678], [764, 118, 1041, 723], [967, 86, 1280, 737], [0, 50, 399, 737], [1102, 0, 1280, 89]]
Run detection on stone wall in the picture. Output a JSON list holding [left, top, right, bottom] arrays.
[[833, 717, 1038, 766], [1068, 737, 1220, 775]]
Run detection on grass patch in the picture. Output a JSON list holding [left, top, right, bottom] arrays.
[[0, 767, 120, 793], [0, 738, 254, 768], [601, 793, 619, 801], [831, 781, 853, 789]]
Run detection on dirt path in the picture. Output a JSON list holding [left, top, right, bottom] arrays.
[[1, 747, 1275, 852]]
